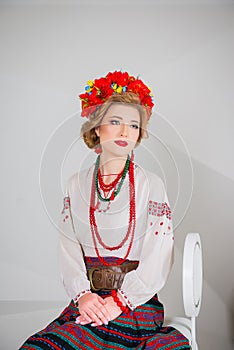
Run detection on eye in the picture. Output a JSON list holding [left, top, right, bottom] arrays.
[[110, 119, 120, 125], [130, 124, 139, 129]]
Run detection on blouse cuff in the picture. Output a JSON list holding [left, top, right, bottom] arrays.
[[118, 288, 136, 311], [73, 289, 91, 306]]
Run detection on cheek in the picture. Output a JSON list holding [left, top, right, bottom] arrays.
[[129, 128, 140, 140], [99, 125, 118, 138]]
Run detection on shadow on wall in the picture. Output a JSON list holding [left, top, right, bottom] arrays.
[[186, 159, 234, 340], [230, 289, 234, 346], [164, 149, 234, 348], [137, 131, 234, 349]]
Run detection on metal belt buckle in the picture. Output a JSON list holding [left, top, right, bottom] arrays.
[[88, 267, 101, 292]]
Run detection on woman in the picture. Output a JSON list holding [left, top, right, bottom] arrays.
[[20, 71, 190, 349]]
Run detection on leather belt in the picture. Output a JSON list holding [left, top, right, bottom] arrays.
[[87, 261, 139, 291]]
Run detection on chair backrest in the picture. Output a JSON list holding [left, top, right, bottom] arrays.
[[183, 233, 203, 318]]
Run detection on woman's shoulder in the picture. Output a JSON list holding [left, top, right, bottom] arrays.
[[135, 164, 167, 201], [136, 164, 164, 187], [65, 163, 95, 193]]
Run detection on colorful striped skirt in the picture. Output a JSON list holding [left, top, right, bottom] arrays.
[[20, 257, 191, 349]]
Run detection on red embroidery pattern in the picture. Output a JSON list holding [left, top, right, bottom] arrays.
[[118, 288, 135, 310], [61, 195, 70, 222], [148, 201, 172, 220]]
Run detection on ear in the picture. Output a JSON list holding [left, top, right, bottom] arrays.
[[95, 126, 100, 137]]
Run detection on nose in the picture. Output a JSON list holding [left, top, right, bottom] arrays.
[[120, 123, 128, 137]]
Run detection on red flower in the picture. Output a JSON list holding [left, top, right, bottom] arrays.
[[94, 77, 112, 99], [81, 105, 97, 117], [79, 70, 154, 118], [128, 79, 150, 96], [79, 92, 89, 101], [141, 95, 154, 108], [106, 71, 129, 86]]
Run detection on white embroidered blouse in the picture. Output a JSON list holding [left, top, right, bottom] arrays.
[[58, 162, 174, 310]]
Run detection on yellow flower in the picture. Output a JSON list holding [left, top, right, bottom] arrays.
[[116, 86, 123, 93], [87, 80, 94, 87]]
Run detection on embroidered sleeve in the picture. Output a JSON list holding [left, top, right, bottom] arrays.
[[148, 201, 172, 221], [61, 195, 71, 223], [119, 175, 174, 309], [58, 178, 91, 300], [117, 288, 136, 310], [148, 200, 173, 236]]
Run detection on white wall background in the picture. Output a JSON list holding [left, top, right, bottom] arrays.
[[1, 0, 234, 349]]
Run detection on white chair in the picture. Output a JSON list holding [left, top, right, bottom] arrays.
[[164, 233, 203, 350]]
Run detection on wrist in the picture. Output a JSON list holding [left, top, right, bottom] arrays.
[[73, 289, 91, 306]]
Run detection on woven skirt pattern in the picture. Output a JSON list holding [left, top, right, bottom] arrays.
[[20, 257, 191, 349]]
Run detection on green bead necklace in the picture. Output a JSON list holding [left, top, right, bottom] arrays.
[[95, 154, 130, 202]]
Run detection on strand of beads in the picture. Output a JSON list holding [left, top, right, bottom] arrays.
[[111, 290, 129, 313], [95, 155, 130, 202], [89, 154, 136, 266]]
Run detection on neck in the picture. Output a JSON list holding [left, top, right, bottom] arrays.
[[98, 152, 128, 183]]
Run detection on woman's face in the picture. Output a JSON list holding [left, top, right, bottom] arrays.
[[95, 103, 140, 157]]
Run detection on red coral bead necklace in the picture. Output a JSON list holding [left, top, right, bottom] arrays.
[[89, 154, 136, 266]]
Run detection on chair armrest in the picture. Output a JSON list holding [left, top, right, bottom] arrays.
[[183, 233, 203, 318]]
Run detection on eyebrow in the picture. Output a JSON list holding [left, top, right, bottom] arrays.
[[108, 116, 140, 124]]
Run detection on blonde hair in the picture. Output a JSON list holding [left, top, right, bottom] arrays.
[[80, 92, 149, 149]]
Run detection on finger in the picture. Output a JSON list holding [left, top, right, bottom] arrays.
[[79, 311, 92, 323], [80, 320, 91, 325], [75, 316, 81, 324], [97, 296, 106, 305], [95, 303, 111, 321], [75, 316, 86, 324], [85, 309, 104, 326], [92, 306, 109, 325], [80, 308, 103, 326]]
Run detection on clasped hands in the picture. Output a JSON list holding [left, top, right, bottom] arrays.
[[75, 292, 123, 327]]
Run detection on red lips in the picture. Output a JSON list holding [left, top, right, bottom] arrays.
[[114, 140, 128, 147]]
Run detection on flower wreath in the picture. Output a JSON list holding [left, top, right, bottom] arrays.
[[79, 70, 154, 118]]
